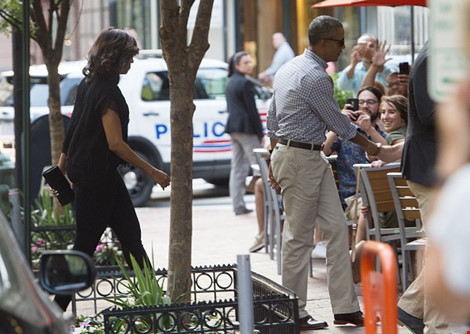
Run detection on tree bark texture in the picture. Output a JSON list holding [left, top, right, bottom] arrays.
[[31, 0, 71, 165], [160, 0, 213, 303]]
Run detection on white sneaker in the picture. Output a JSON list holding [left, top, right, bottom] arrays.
[[249, 234, 265, 253], [311, 241, 326, 259]]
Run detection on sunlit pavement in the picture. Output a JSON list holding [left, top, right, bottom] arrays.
[[137, 179, 409, 333], [81, 178, 466, 333]]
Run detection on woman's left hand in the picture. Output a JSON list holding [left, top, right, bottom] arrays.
[[371, 159, 385, 168], [50, 187, 59, 198]]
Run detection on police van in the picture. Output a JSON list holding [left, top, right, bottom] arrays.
[[0, 53, 272, 206]]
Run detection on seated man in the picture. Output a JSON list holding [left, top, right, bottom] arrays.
[[323, 86, 386, 211]]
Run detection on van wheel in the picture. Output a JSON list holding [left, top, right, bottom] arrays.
[[118, 152, 154, 207]]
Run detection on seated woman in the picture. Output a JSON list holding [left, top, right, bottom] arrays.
[[355, 95, 408, 244]]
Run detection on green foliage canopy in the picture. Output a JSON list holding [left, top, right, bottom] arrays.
[[0, 1, 37, 39]]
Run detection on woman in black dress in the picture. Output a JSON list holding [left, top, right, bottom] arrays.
[[54, 28, 170, 311]]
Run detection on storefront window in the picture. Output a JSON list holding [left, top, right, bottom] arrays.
[[303, 2, 429, 70], [114, 0, 159, 49], [303, 2, 361, 71]]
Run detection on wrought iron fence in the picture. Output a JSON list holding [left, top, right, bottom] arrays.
[[73, 264, 299, 333]]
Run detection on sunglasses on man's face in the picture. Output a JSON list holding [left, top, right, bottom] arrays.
[[323, 38, 345, 47]]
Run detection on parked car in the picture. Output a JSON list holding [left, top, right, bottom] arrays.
[[0, 210, 96, 333], [0, 53, 272, 206]]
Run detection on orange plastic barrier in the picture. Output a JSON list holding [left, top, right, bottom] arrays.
[[361, 241, 398, 334]]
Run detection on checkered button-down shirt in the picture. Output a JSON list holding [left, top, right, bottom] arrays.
[[267, 49, 357, 145]]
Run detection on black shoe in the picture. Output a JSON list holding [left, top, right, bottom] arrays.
[[235, 208, 253, 215], [398, 307, 424, 334], [333, 310, 364, 326], [298, 315, 328, 330]]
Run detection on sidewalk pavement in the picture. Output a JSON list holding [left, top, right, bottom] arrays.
[[135, 202, 412, 334]]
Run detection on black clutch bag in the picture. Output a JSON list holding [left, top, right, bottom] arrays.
[[42, 165, 74, 205]]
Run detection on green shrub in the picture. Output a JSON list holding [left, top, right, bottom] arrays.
[[331, 72, 354, 109], [31, 191, 75, 227]]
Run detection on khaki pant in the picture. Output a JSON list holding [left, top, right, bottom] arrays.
[[271, 145, 359, 318], [398, 180, 448, 333]]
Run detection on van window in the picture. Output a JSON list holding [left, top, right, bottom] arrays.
[[0, 75, 81, 107], [61, 78, 81, 105], [141, 72, 169, 101], [197, 68, 227, 99], [140, 67, 228, 102]]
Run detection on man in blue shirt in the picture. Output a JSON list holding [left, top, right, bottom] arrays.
[[338, 33, 397, 96], [258, 32, 295, 85]]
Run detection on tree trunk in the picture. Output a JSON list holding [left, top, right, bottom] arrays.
[[160, 0, 214, 303], [31, 0, 71, 165], [45, 64, 64, 164], [167, 74, 195, 302]]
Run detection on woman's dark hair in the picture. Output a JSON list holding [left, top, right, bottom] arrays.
[[227, 51, 249, 77], [83, 28, 139, 81], [380, 95, 408, 125]]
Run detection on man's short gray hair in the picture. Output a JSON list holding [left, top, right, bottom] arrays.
[[308, 16, 343, 46]]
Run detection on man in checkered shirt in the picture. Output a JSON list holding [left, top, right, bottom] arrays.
[[267, 15, 381, 331]]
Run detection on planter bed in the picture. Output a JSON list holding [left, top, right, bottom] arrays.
[[73, 264, 299, 333]]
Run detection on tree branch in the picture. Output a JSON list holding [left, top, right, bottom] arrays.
[[180, 0, 194, 30], [188, 0, 213, 68], [54, 0, 71, 62], [160, 0, 189, 67], [160, 0, 179, 59], [0, 10, 22, 30], [31, 0, 50, 53]]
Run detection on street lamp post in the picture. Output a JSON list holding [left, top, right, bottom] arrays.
[[22, 1, 31, 263]]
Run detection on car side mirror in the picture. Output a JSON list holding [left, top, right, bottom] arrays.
[[39, 250, 96, 295]]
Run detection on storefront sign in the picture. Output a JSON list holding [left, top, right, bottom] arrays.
[[429, 0, 468, 101]]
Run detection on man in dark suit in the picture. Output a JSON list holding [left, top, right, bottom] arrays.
[[397, 41, 448, 334]]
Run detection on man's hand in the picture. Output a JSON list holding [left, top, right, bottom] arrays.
[[268, 164, 281, 191], [397, 73, 409, 86], [341, 106, 360, 122], [354, 112, 373, 134], [351, 45, 362, 66], [371, 41, 392, 72]]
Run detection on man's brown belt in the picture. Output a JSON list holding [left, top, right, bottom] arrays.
[[278, 138, 323, 151]]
